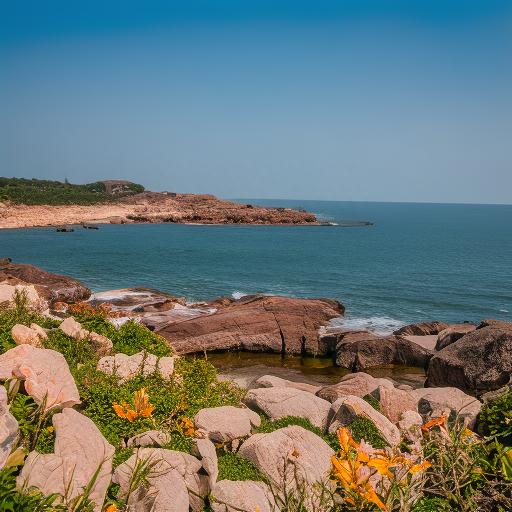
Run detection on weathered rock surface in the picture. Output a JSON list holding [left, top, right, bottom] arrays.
[[11, 324, 43, 347], [254, 374, 321, 394], [335, 332, 433, 370], [88, 332, 113, 356], [0, 278, 48, 311], [244, 387, 331, 430], [374, 385, 418, 424], [30, 323, 48, 340], [0, 345, 80, 410], [156, 295, 344, 355], [411, 387, 481, 427], [435, 324, 477, 351], [60, 316, 89, 340], [394, 322, 450, 337], [18, 408, 114, 511], [113, 448, 209, 512], [210, 480, 275, 512], [426, 322, 512, 394], [0, 261, 91, 305], [329, 395, 401, 446], [316, 372, 394, 403], [194, 406, 260, 443], [238, 425, 334, 488], [97, 351, 175, 382], [402, 335, 438, 351], [192, 438, 218, 488], [0, 386, 18, 469], [398, 410, 423, 447], [126, 430, 171, 448]]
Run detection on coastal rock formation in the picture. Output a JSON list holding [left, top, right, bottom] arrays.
[[254, 374, 321, 394], [373, 385, 418, 424], [192, 438, 218, 488], [0, 261, 91, 305], [113, 448, 209, 512], [435, 323, 477, 351], [18, 408, 114, 511], [334, 332, 433, 370], [426, 322, 512, 394], [156, 295, 344, 355], [210, 480, 275, 512], [316, 372, 394, 403], [11, 324, 44, 347], [394, 321, 450, 337], [238, 426, 334, 488], [0, 345, 80, 410], [244, 388, 331, 430], [328, 395, 401, 446], [0, 387, 18, 469], [194, 406, 261, 443]]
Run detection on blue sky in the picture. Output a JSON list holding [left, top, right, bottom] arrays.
[[1, 1, 511, 203]]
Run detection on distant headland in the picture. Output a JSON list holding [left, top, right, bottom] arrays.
[[0, 177, 319, 228]]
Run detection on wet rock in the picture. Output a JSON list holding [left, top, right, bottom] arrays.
[[435, 324, 477, 351], [244, 387, 331, 430], [426, 323, 512, 394], [18, 408, 114, 511], [394, 322, 450, 337], [335, 332, 433, 370], [97, 351, 175, 382], [113, 448, 209, 512], [11, 324, 43, 347], [0, 345, 80, 410], [126, 430, 171, 448], [316, 372, 394, 403], [210, 480, 275, 512], [156, 295, 344, 356], [0, 261, 90, 305], [238, 425, 334, 489], [194, 406, 260, 443], [254, 375, 321, 394], [328, 395, 401, 447], [411, 387, 481, 428], [0, 387, 18, 469]]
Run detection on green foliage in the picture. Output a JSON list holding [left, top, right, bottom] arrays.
[[412, 496, 454, 511], [217, 452, 266, 482], [363, 393, 381, 411], [163, 431, 194, 454], [112, 321, 172, 357], [0, 467, 65, 511], [0, 177, 144, 205], [347, 417, 387, 449], [479, 389, 512, 442]]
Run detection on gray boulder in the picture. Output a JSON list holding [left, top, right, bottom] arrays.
[[210, 480, 275, 512], [0, 387, 18, 469]]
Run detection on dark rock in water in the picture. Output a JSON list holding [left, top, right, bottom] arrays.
[[335, 331, 433, 370], [435, 323, 476, 351], [0, 261, 90, 305], [56, 227, 74, 232], [156, 295, 344, 355], [394, 321, 449, 337], [82, 223, 99, 230], [426, 321, 512, 395]]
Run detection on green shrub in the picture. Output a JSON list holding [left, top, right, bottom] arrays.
[[363, 393, 381, 411], [412, 496, 454, 511], [217, 452, 265, 482], [347, 416, 387, 449], [479, 389, 512, 442]]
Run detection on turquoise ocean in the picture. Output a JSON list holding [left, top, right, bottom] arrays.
[[1, 200, 511, 332]]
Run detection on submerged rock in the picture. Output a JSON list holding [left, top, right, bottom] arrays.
[[18, 408, 114, 511], [156, 295, 344, 356], [244, 387, 331, 430], [0, 345, 80, 410]]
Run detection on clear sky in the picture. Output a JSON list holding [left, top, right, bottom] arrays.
[[1, 1, 511, 203]]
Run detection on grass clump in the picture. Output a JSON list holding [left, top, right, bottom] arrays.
[[347, 416, 387, 449], [217, 452, 266, 482]]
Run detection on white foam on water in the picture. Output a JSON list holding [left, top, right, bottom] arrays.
[[499, 309, 509, 313], [328, 315, 406, 335], [232, 291, 249, 300]]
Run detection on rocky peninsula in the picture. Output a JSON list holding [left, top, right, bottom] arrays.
[[1, 260, 512, 511]]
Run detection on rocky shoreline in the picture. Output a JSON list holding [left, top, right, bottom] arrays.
[[1, 260, 512, 510], [0, 192, 321, 229]]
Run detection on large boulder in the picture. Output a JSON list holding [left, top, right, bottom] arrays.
[[210, 480, 275, 512], [316, 372, 394, 403], [254, 375, 320, 394], [435, 324, 477, 351], [426, 323, 512, 394], [328, 395, 401, 447], [373, 385, 418, 424], [411, 387, 482, 428], [335, 332, 432, 370], [59, 316, 89, 340], [0, 261, 91, 306], [394, 322, 449, 337], [156, 295, 344, 355], [238, 425, 334, 489], [0, 345, 80, 410], [0, 387, 18, 469], [194, 406, 261, 443], [113, 448, 209, 512], [244, 388, 331, 430], [97, 351, 175, 382], [18, 408, 114, 511]]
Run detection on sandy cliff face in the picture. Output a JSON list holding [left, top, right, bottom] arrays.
[[0, 192, 317, 228]]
